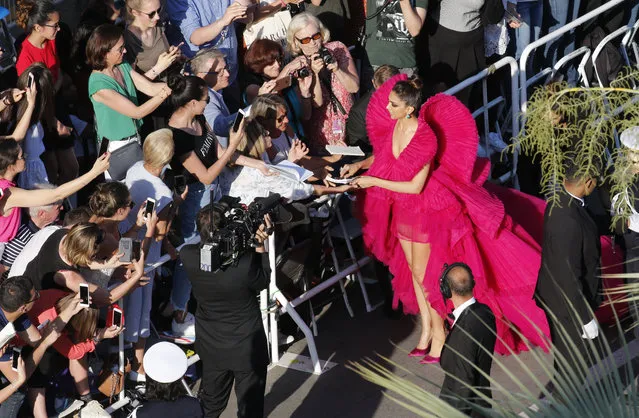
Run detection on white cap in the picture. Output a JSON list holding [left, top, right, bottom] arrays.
[[620, 126, 639, 151], [143, 342, 187, 384]]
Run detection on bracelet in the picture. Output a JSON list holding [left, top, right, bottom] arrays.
[[150, 67, 158, 76]]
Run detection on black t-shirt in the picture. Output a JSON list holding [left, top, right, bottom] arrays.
[[179, 245, 270, 370], [135, 397, 203, 418], [23, 229, 75, 291], [170, 115, 218, 184]]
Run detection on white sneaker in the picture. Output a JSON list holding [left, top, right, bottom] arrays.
[[278, 332, 294, 345], [172, 312, 196, 338]]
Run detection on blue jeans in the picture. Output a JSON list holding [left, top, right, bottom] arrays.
[[170, 181, 219, 311], [515, 1, 543, 60], [544, 0, 581, 82], [0, 383, 25, 418]]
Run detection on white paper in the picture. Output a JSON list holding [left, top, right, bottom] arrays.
[[325, 145, 365, 157], [0, 322, 16, 350], [266, 161, 313, 182], [324, 175, 354, 184]]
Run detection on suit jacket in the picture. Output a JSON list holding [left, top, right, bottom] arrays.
[[535, 191, 602, 325], [440, 302, 496, 416], [180, 246, 270, 371]]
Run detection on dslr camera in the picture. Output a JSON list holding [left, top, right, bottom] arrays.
[[200, 194, 284, 272], [318, 47, 335, 66], [293, 67, 311, 79]]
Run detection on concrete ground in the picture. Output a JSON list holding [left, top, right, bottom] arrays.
[[218, 284, 558, 418]]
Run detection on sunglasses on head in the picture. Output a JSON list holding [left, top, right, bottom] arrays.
[[296, 32, 321, 45], [137, 6, 162, 18]]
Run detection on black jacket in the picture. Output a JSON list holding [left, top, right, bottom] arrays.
[[535, 191, 602, 325], [345, 90, 372, 154], [440, 301, 496, 417], [180, 246, 270, 371]]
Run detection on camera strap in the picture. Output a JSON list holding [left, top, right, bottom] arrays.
[[319, 75, 346, 115]]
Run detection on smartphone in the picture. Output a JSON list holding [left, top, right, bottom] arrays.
[[11, 347, 21, 372], [232, 111, 245, 133], [112, 308, 123, 328], [98, 138, 110, 156], [119, 237, 133, 263], [174, 175, 186, 195], [144, 198, 156, 219], [131, 240, 141, 262], [273, 76, 292, 92], [505, 9, 522, 25], [79, 283, 90, 307], [27, 72, 34, 89]]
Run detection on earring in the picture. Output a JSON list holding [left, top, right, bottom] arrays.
[[405, 114, 411, 119]]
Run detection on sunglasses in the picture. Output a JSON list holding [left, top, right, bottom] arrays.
[[128, 200, 135, 209], [276, 114, 287, 123], [26, 289, 41, 304], [296, 32, 322, 45], [137, 6, 162, 19], [200, 95, 211, 104]]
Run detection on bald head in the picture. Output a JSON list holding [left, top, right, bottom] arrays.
[[446, 265, 475, 297]]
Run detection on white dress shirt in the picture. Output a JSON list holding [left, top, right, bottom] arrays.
[[452, 297, 477, 327]]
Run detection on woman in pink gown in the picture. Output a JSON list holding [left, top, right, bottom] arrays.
[[352, 75, 550, 361]]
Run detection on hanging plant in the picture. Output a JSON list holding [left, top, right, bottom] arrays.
[[511, 68, 639, 229]]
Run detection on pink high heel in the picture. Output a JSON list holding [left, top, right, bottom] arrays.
[[419, 355, 441, 364], [408, 344, 431, 357]]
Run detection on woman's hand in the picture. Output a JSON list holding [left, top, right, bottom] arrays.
[[257, 162, 277, 177], [280, 56, 306, 78], [258, 80, 277, 95], [229, 116, 246, 148], [25, 85, 37, 107], [352, 175, 378, 189], [298, 73, 313, 97], [98, 325, 124, 340], [134, 203, 147, 228], [91, 152, 110, 174], [158, 84, 172, 99], [326, 60, 339, 73], [287, 139, 309, 163], [174, 185, 189, 205], [155, 45, 181, 73], [506, 2, 522, 28], [14, 357, 26, 387], [340, 161, 362, 179], [101, 252, 127, 270], [10, 88, 25, 103], [310, 53, 325, 74], [145, 208, 159, 236]]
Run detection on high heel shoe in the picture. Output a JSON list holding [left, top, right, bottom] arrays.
[[419, 355, 441, 364], [408, 344, 431, 357]]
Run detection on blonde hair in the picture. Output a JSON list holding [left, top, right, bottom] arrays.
[[190, 47, 226, 75], [55, 293, 98, 342], [125, 0, 151, 23], [62, 223, 103, 267], [286, 13, 330, 56], [144, 129, 174, 168], [237, 119, 269, 159], [250, 94, 287, 122]]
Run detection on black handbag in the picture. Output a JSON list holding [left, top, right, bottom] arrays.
[[101, 137, 143, 181]]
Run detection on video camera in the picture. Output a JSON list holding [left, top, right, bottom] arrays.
[[200, 194, 285, 272]]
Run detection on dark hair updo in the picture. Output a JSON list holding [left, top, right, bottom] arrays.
[[167, 74, 208, 110], [392, 76, 424, 113], [89, 181, 131, 218], [16, 0, 57, 32], [0, 140, 22, 176]]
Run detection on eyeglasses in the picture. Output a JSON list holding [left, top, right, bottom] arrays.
[[200, 95, 211, 104], [26, 290, 41, 304], [41, 22, 60, 29], [127, 200, 135, 209], [199, 66, 229, 76], [137, 6, 162, 19], [296, 32, 322, 45], [112, 44, 125, 54]]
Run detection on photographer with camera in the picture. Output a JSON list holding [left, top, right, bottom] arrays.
[[179, 204, 274, 418], [243, 39, 313, 139], [286, 13, 359, 154]]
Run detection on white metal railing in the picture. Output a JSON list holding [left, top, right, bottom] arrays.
[[519, 0, 629, 113]]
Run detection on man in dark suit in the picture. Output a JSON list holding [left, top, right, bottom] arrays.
[[536, 157, 602, 384], [439, 263, 497, 417]]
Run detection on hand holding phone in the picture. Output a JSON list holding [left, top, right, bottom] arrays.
[[112, 308, 123, 328], [144, 198, 156, 220], [79, 283, 90, 307], [232, 110, 245, 133], [11, 347, 21, 372], [27, 73, 34, 89]]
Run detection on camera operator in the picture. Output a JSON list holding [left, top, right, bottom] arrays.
[[179, 205, 273, 418]]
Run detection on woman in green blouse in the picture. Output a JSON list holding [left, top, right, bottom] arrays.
[[86, 24, 171, 177]]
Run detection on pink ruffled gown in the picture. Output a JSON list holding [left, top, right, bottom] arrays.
[[357, 75, 550, 355]]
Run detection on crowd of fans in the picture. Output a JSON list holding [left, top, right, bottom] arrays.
[[0, 0, 635, 416]]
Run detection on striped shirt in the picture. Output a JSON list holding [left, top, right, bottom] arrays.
[[1, 221, 39, 278]]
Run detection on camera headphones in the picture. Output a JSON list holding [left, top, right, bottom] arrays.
[[439, 262, 475, 300]]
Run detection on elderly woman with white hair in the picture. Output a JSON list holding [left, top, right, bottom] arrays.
[[285, 12, 359, 154]]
